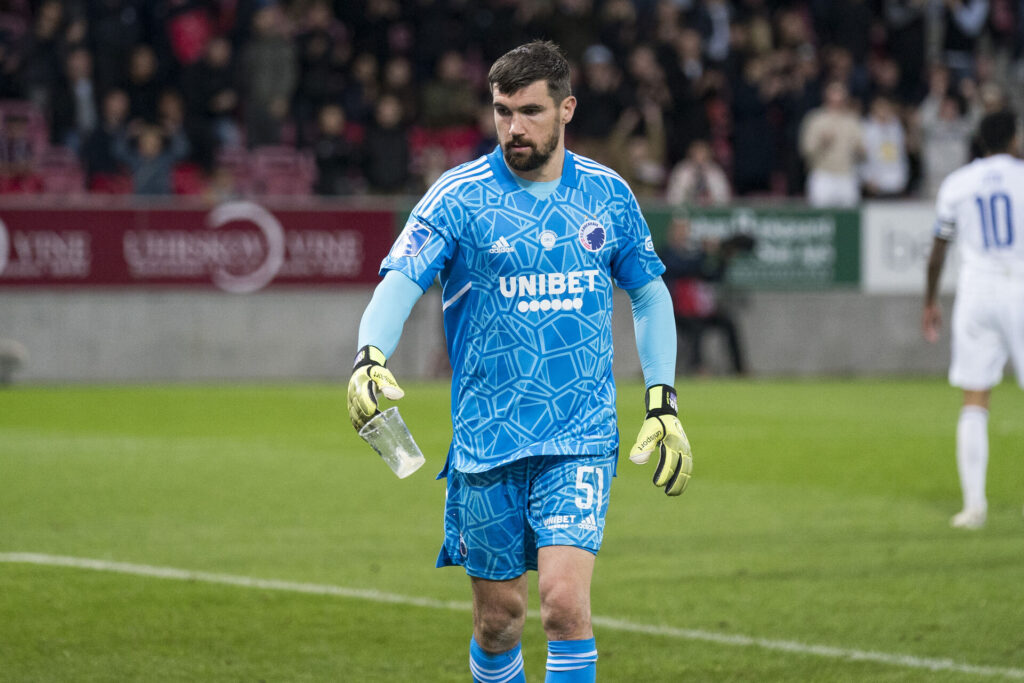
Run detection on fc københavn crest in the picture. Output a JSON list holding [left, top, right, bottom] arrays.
[[578, 220, 605, 252]]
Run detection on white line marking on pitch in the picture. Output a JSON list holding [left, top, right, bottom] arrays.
[[2, 552, 1022, 680]]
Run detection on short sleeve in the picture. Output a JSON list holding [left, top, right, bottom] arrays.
[[933, 174, 958, 241], [380, 212, 456, 292], [610, 191, 665, 289]]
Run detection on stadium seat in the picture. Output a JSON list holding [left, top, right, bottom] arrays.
[[172, 162, 207, 195], [249, 145, 315, 196], [213, 148, 255, 197], [37, 146, 85, 195]]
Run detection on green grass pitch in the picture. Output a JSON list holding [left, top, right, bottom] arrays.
[[1, 379, 1023, 682]]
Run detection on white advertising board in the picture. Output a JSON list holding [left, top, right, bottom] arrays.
[[861, 202, 959, 294]]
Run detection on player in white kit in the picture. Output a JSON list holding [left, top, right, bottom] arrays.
[[923, 109, 1024, 529]]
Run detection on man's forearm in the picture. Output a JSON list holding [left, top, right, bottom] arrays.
[[358, 270, 425, 358], [627, 278, 677, 387], [924, 237, 949, 305]]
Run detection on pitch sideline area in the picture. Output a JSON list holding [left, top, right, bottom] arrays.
[[3, 551, 1022, 681]]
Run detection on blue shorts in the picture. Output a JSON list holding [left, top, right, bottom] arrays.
[[435, 453, 617, 580]]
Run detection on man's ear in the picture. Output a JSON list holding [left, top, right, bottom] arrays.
[[561, 96, 577, 125]]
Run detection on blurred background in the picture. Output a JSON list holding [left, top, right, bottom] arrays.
[[0, 0, 1020, 384]]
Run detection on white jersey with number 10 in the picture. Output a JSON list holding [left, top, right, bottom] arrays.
[[934, 153, 1024, 280]]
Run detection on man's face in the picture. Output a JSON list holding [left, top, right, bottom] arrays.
[[492, 80, 574, 175]]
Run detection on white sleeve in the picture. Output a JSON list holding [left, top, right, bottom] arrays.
[[933, 174, 958, 241]]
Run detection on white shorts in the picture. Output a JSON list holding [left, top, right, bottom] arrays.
[[949, 274, 1024, 390]]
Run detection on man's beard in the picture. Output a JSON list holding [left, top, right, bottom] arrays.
[[503, 124, 560, 172]]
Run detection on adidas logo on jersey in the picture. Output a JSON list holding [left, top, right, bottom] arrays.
[[489, 236, 515, 254], [577, 514, 598, 531]]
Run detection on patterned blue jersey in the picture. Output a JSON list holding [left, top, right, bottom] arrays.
[[380, 147, 665, 473]]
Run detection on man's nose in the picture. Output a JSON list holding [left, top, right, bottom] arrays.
[[508, 113, 524, 136]]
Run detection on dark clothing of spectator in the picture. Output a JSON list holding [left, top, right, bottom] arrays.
[[86, 0, 146, 96], [730, 78, 776, 195], [572, 80, 631, 140], [884, 0, 928, 103], [363, 124, 409, 194], [819, 0, 874, 64], [181, 46, 239, 166], [294, 28, 347, 147], [50, 73, 98, 150], [313, 131, 361, 195], [81, 121, 126, 181]]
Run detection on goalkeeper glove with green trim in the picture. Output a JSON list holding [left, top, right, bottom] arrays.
[[347, 345, 405, 431], [628, 384, 693, 496]]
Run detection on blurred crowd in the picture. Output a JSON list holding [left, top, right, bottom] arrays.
[[0, 0, 1022, 202]]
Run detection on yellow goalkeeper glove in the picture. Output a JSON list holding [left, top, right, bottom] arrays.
[[347, 345, 405, 431], [628, 384, 693, 496]]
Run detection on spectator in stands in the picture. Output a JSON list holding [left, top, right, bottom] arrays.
[[363, 93, 410, 194], [154, 0, 215, 69], [50, 46, 98, 152], [381, 55, 418, 125], [607, 99, 667, 198], [17, 0, 66, 114], [917, 90, 974, 197], [293, 0, 348, 147], [799, 80, 864, 207], [470, 100, 498, 159], [942, 0, 990, 80], [341, 52, 379, 126], [730, 55, 780, 195], [595, 0, 639, 62], [661, 213, 749, 377], [312, 103, 362, 196], [658, 31, 713, 164], [114, 119, 190, 195], [124, 44, 165, 125], [240, 4, 297, 147], [883, 0, 928, 103], [0, 112, 42, 192], [85, 0, 146, 98], [860, 94, 909, 198], [419, 50, 477, 129], [571, 44, 630, 160], [81, 88, 130, 190], [666, 138, 732, 206], [183, 35, 241, 164]]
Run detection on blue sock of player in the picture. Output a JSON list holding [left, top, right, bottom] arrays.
[[469, 636, 526, 683], [545, 638, 598, 682]]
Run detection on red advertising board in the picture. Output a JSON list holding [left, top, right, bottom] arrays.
[[0, 201, 396, 291]]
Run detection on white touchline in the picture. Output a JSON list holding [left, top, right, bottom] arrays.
[[2, 552, 1022, 680]]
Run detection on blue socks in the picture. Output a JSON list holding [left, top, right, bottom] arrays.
[[546, 638, 598, 682], [470, 636, 526, 683], [469, 636, 598, 681]]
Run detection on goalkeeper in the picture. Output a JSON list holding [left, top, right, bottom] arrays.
[[348, 40, 692, 683]]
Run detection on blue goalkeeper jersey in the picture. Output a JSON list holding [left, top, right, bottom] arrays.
[[380, 147, 665, 473]]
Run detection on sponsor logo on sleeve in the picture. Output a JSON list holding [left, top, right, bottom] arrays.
[[391, 222, 432, 258]]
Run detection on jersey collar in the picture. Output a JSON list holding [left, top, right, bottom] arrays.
[[487, 145, 579, 192]]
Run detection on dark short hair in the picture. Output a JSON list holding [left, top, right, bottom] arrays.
[[488, 40, 572, 104], [978, 110, 1019, 155]]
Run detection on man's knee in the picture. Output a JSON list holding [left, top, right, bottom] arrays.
[[474, 591, 526, 652], [539, 576, 590, 639]]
